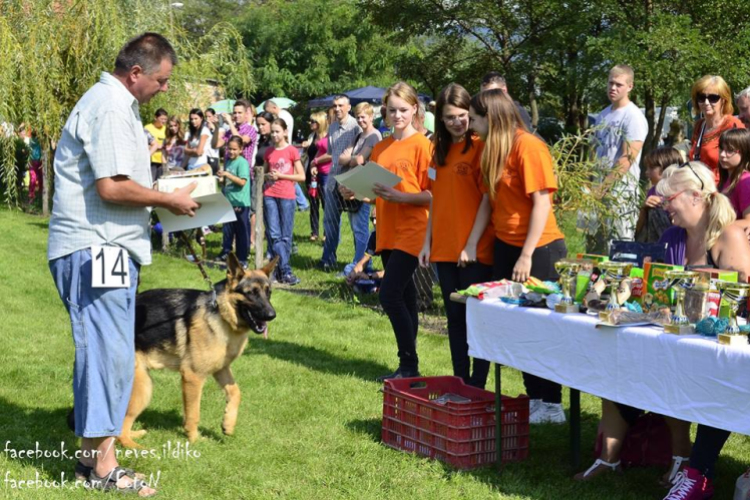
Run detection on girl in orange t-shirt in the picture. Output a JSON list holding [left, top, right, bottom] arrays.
[[469, 89, 567, 424], [369, 82, 432, 381], [418, 83, 494, 388]]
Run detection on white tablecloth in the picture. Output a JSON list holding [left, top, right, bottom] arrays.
[[466, 298, 750, 435]]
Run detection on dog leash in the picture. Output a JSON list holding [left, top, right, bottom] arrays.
[[178, 232, 218, 306]]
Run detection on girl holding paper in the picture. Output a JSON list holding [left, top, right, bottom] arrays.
[[469, 89, 568, 423], [418, 83, 494, 388], [369, 82, 433, 382]]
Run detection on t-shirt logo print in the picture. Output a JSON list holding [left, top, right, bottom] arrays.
[[393, 159, 414, 176], [453, 162, 472, 176]]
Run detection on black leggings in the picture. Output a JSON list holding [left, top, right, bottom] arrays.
[[436, 262, 492, 388], [493, 238, 567, 403], [691, 425, 731, 479], [379, 250, 419, 372]]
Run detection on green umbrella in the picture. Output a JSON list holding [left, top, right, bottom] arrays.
[[209, 99, 236, 114], [257, 97, 297, 111]]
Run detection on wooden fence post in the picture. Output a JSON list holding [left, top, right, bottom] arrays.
[[253, 165, 265, 270]]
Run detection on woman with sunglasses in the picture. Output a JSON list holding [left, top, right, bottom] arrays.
[[688, 76, 745, 184], [655, 161, 750, 500], [304, 112, 331, 242]]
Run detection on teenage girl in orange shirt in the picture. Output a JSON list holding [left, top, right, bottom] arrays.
[[370, 82, 433, 381], [469, 89, 568, 424], [418, 83, 494, 388]]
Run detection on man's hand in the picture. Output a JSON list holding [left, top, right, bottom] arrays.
[[168, 182, 200, 216]]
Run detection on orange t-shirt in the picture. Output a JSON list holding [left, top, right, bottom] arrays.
[[372, 133, 432, 256], [491, 130, 564, 247], [689, 116, 745, 184], [429, 139, 494, 265]]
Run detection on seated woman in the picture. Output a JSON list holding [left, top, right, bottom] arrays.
[[576, 161, 750, 494]]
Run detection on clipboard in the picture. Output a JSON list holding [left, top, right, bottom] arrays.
[[334, 161, 402, 201]]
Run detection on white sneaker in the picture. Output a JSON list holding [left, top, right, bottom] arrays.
[[529, 402, 566, 424]]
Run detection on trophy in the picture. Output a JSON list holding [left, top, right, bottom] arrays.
[[598, 262, 630, 322], [554, 259, 583, 314], [716, 281, 750, 346], [663, 270, 699, 334]]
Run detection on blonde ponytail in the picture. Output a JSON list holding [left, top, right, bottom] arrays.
[[705, 191, 736, 249]]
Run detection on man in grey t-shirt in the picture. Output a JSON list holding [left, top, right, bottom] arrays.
[[48, 33, 198, 495], [589, 64, 648, 247]]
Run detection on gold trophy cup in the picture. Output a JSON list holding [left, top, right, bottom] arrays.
[[599, 261, 630, 322], [663, 270, 699, 334], [554, 259, 582, 314], [716, 281, 750, 346]]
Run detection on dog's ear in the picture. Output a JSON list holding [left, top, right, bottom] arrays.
[[226, 253, 245, 281], [260, 256, 280, 278]]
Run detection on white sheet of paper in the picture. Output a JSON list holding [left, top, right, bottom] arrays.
[[153, 193, 236, 233], [334, 161, 402, 201]]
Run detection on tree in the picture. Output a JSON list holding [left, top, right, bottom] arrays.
[[233, 0, 404, 102], [0, 0, 254, 212]]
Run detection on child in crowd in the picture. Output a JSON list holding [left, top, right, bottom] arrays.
[[264, 118, 305, 285], [469, 89, 568, 424], [163, 116, 186, 173], [635, 147, 683, 242], [419, 83, 494, 389], [217, 136, 251, 267], [184, 108, 211, 171], [718, 128, 750, 227], [306, 111, 331, 242]]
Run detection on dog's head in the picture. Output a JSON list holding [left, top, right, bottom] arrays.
[[225, 253, 278, 334]]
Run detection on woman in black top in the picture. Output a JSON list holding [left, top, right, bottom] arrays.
[[251, 111, 275, 250]]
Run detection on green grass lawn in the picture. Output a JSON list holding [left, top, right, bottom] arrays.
[[1, 208, 748, 499]]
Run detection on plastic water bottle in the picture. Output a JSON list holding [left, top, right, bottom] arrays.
[[734, 468, 750, 500], [308, 180, 318, 199]]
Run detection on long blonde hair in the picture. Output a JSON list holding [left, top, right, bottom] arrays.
[[657, 161, 736, 249], [470, 89, 527, 199], [309, 111, 329, 138]]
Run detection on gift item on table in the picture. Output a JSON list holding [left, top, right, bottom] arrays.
[[598, 261, 631, 322], [609, 240, 667, 267], [576, 253, 609, 264], [641, 262, 684, 312], [598, 307, 671, 327], [523, 276, 559, 295], [716, 281, 750, 346], [628, 267, 645, 304], [458, 279, 525, 300], [686, 267, 739, 318], [662, 270, 700, 334], [554, 259, 584, 313], [695, 317, 731, 337]]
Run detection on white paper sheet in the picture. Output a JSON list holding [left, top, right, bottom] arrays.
[[153, 193, 236, 233], [334, 161, 402, 201]]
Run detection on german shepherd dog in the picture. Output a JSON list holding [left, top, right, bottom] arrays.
[[69, 254, 278, 447]]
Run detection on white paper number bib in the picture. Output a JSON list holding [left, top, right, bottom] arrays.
[[91, 246, 131, 288]]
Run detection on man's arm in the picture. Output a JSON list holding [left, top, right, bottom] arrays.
[[602, 139, 643, 191], [96, 176, 199, 216]]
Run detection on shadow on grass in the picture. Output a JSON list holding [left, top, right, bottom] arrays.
[[245, 337, 391, 381]]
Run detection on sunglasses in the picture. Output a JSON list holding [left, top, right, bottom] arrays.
[[679, 161, 705, 191], [660, 190, 686, 209], [697, 93, 721, 104]]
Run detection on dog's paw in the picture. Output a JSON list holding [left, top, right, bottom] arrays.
[[185, 430, 202, 443], [130, 429, 148, 439], [221, 424, 235, 436]]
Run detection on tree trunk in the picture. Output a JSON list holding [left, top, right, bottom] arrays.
[[654, 93, 670, 148], [253, 165, 265, 271], [528, 73, 538, 129], [642, 85, 656, 181], [42, 145, 50, 217]]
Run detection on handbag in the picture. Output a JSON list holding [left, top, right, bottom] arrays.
[[593, 413, 672, 468]]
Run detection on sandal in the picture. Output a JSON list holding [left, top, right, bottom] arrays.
[[74, 460, 93, 482], [660, 455, 690, 487], [88, 466, 155, 496], [574, 458, 622, 481]]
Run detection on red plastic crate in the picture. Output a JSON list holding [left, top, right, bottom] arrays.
[[381, 376, 529, 470]]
